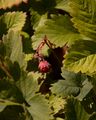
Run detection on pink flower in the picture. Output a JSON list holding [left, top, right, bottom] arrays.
[[38, 60, 51, 73]]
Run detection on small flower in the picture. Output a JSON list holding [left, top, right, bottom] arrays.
[[38, 60, 51, 73]]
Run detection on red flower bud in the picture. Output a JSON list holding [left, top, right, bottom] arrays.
[[38, 60, 51, 73]]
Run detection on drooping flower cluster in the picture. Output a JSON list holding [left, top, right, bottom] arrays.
[[34, 36, 51, 73]]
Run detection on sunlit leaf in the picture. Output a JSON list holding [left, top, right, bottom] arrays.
[[69, 0, 96, 39], [0, 0, 28, 9], [16, 71, 41, 103], [0, 12, 26, 37], [49, 95, 66, 114], [32, 15, 81, 51], [55, 0, 70, 12], [3, 31, 26, 68], [64, 40, 96, 75]]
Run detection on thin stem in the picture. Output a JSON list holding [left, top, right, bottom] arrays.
[[0, 59, 13, 79], [44, 35, 62, 66]]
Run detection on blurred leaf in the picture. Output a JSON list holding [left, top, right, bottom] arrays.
[[27, 94, 51, 120], [89, 113, 96, 120], [16, 71, 41, 103], [0, 41, 6, 57], [49, 95, 66, 114], [30, 9, 47, 30], [51, 80, 80, 97], [55, 0, 70, 12], [0, 99, 21, 112], [0, 0, 28, 9], [50, 69, 84, 97], [69, 0, 96, 39], [0, 12, 26, 37], [21, 32, 34, 54], [64, 40, 96, 75], [0, 79, 24, 103], [3, 31, 26, 68], [29, 0, 56, 14], [32, 15, 81, 52], [77, 80, 93, 101], [65, 97, 90, 120], [0, 105, 25, 120], [30, 0, 70, 29]]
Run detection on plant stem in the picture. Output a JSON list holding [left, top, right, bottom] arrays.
[[0, 59, 13, 79]]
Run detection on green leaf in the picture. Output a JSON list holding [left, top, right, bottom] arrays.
[[30, 0, 70, 29], [0, 78, 24, 103], [0, 106, 25, 120], [64, 40, 96, 75], [55, 0, 70, 12], [51, 80, 80, 97], [89, 113, 96, 120], [16, 71, 41, 103], [0, 0, 27, 9], [27, 94, 51, 120], [69, 0, 96, 39], [0, 106, 6, 112], [77, 80, 93, 101], [65, 97, 90, 120], [0, 12, 26, 37], [30, 9, 47, 30], [29, 0, 54, 29], [3, 31, 26, 68], [0, 99, 21, 112], [32, 15, 81, 51], [50, 69, 84, 97], [49, 95, 65, 114]]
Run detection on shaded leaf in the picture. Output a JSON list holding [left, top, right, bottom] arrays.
[[50, 69, 84, 97], [65, 97, 90, 120], [0, 79, 24, 103], [0, 105, 25, 120], [0, 41, 6, 57], [0, 99, 21, 112]]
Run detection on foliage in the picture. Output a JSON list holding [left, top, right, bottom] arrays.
[[0, 0, 96, 120]]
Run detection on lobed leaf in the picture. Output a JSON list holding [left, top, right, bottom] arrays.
[[3, 31, 26, 68], [69, 0, 96, 39], [16, 72, 41, 103], [65, 97, 90, 120], [0, 12, 26, 37], [27, 94, 51, 120], [64, 40, 96, 75], [32, 15, 81, 51], [50, 69, 84, 97], [55, 0, 70, 12], [0, 0, 28, 9]]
